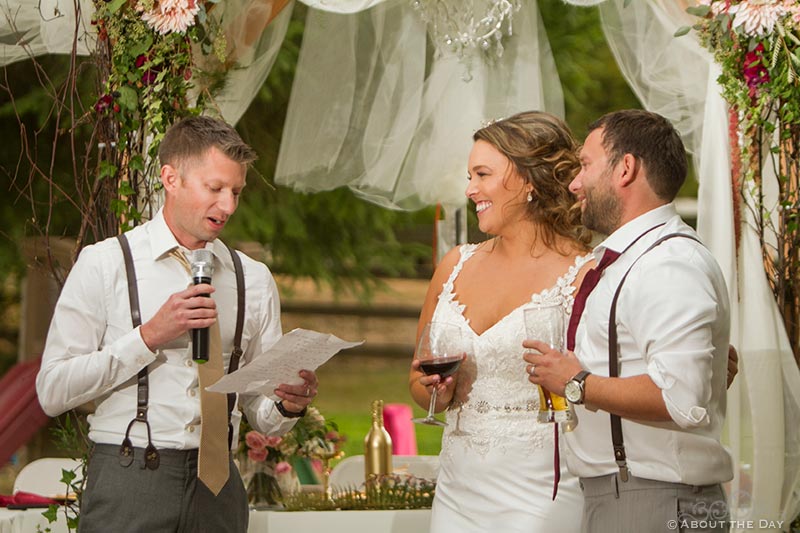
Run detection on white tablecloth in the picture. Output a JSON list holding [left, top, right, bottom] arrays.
[[248, 509, 431, 532], [0, 507, 68, 533], [1, 507, 431, 532]]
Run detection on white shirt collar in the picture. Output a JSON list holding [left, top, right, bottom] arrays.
[[148, 208, 229, 266], [593, 203, 678, 260]]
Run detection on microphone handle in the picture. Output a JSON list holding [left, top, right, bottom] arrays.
[[192, 275, 211, 364]]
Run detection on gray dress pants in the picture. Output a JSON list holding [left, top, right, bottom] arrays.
[[580, 473, 729, 533], [78, 443, 248, 533]]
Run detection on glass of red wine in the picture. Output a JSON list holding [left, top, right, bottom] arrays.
[[412, 322, 470, 427]]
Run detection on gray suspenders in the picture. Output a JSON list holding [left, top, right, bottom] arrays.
[[607, 231, 701, 482], [116, 234, 246, 468]]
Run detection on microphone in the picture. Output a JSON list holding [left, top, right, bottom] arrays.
[[191, 249, 214, 364]]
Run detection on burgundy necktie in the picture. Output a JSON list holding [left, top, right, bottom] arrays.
[[567, 248, 621, 351]]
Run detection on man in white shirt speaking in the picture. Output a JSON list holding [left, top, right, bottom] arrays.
[[36, 116, 319, 533], [524, 109, 733, 532]]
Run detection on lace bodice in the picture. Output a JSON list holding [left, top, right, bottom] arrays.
[[431, 243, 592, 456]]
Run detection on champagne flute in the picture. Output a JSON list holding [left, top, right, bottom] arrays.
[[523, 304, 575, 426], [412, 322, 469, 427]]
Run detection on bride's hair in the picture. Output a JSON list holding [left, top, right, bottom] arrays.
[[473, 111, 591, 252]]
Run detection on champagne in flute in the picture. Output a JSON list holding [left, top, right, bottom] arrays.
[[523, 304, 575, 425], [412, 322, 469, 427]]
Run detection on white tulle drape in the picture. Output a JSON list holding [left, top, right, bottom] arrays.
[[0, 0, 93, 63], [583, 0, 800, 529], [205, 0, 293, 124], [273, 0, 563, 211]]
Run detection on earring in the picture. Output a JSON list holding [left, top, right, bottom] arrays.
[[527, 192, 533, 202]]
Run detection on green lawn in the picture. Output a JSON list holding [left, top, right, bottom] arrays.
[[312, 354, 443, 459]]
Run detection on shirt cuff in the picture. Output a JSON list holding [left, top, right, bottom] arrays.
[[251, 397, 299, 436], [648, 359, 709, 428], [113, 326, 158, 373]]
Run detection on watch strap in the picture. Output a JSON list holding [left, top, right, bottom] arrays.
[[568, 370, 591, 404], [275, 400, 307, 419]]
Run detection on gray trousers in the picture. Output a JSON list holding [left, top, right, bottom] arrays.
[[78, 443, 248, 533], [580, 473, 729, 533]]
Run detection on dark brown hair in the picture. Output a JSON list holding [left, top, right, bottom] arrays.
[[588, 109, 687, 201], [473, 110, 591, 251], [159, 115, 258, 169]]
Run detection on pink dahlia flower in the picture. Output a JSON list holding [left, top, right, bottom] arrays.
[[730, 1, 787, 37], [138, 0, 200, 35]]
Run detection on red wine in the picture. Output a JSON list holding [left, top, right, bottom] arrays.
[[418, 355, 463, 378]]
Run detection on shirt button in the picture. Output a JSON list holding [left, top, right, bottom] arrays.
[[185, 360, 193, 367], [189, 389, 197, 397], [136, 357, 146, 365], [187, 425, 195, 433]]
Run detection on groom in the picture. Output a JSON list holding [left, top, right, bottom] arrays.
[[524, 109, 733, 532]]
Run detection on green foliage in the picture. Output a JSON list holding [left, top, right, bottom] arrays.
[[687, 2, 800, 357], [41, 412, 90, 532], [225, 186, 430, 298], [282, 473, 436, 511], [538, 3, 641, 137]]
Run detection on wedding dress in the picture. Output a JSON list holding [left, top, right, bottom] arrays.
[[429, 244, 590, 533]]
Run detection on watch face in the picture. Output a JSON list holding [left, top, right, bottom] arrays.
[[565, 381, 581, 403]]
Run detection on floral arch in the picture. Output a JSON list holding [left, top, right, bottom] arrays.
[[1, 0, 799, 530]]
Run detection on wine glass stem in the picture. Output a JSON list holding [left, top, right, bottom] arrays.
[[427, 387, 438, 419]]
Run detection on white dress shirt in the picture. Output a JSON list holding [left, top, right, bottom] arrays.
[[566, 204, 733, 485], [36, 209, 297, 450]]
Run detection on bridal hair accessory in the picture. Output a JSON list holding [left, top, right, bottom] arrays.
[[474, 116, 507, 133], [527, 192, 533, 202]]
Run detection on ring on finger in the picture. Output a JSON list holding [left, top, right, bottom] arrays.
[[528, 365, 536, 376]]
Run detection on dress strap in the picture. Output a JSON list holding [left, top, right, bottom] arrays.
[[561, 253, 594, 287], [440, 243, 478, 301]]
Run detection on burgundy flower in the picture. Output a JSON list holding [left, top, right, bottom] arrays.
[[141, 68, 160, 86], [743, 43, 769, 99], [94, 94, 113, 113], [135, 55, 147, 69]]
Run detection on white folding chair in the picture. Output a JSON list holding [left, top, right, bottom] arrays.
[[13, 457, 83, 497], [329, 454, 439, 488]]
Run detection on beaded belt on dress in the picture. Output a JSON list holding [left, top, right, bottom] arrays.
[[450, 400, 537, 414]]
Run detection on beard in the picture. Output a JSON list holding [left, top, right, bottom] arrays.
[[581, 180, 621, 236]]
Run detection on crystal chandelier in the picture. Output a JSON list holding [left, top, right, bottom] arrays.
[[411, 0, 522, 65]]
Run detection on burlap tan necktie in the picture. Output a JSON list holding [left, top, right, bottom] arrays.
[[170, 248, 230, 496]]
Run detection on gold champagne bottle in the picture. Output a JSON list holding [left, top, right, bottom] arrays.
[[364, 399, 393, 480]]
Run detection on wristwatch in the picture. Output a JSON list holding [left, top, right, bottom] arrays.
[[564, 370, 591, 404], [275, 400, 307, 419]]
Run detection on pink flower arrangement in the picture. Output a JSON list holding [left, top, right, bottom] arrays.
[[244, 431, 285, 463], [239, 407, 345, 466], [137, 0, 201, 35]]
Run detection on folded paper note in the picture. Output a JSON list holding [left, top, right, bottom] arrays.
[[206, 328, 362, 400]]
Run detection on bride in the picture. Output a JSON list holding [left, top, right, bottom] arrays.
[[409, 111, 591, 532]]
